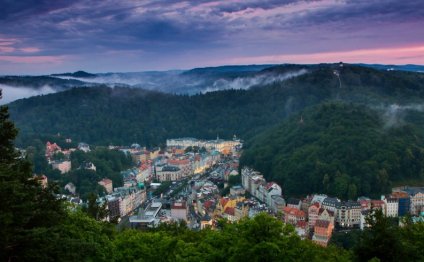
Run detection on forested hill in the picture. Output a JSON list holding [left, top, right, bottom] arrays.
[[7, 64, 424, 147], [240, 103, 424, 199]]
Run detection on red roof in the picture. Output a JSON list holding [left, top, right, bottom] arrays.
[[168, 158, 190, 165], [318, 208, 334, 216], [203, 200, 214, 209], [371, 200, 385, 207], [283, 207, 305, 218], [315, 220, 331, 228], [100, 178, 112, 185], [220, 198, 229, 208], [171, 201, 187, 209], [296, 220, 307, 228], [309, 202, 320, 209], [224, 207, 235, 216]]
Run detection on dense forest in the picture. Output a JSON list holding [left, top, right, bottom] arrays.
[[8, 64, 424, 147], [241, 103, 424, 199], [24, 139, 133, 199], [1, 105, 424, 261]]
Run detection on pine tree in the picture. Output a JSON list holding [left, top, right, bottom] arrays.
[[0, 105, 65, 261]]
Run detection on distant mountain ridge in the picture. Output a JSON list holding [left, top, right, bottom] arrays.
[[356, 63, 424, 73], [7, 63, 424, 146], [51, 70, 97, 78], [1, 63, 423, 101]]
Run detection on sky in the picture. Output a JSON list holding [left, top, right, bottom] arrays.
[[0, 0, 423, 74]]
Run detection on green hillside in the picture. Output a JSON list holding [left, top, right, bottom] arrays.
[[7, 64, 424, 147], [241, 103, 424, 199]]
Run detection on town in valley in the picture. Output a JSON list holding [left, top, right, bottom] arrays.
[[32, 135, 424, 248]]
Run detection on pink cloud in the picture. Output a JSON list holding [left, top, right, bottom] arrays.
[[0, 46, 15, 53], [225, 45, 424, 65], [0, 55, 64, 64], [20, 47, 41, 53]]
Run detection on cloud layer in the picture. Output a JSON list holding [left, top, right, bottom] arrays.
[[0, 0, 423, 74], [0, 84, 56, 105]]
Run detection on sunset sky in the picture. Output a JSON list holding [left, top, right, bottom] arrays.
[[0, 0, 423, 74]]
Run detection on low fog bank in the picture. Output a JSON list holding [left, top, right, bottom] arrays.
[[52, 69, 308, 94], [0, 84, 56, 105], [202, 69, 308, 93], [377, 103, 424, 128]]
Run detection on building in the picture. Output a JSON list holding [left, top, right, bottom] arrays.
[[166, 137, 201, 148], [402, 187, 424, 215], [156, 165, 182, 182], [78, 142, 90, 152], [322, 197, 340, 213], [230, 185, 245, 196], [131, 151, 150, 164], [311, 194, 328, 205], [223, 207, 236, 222], [51, 160, 71, 174], [318, 208, 335, 225], [33, 175, 48, 189], [168, 158, 193, 178], [64, 182, 76, 194], [286, 198, 302, 209], [201, 214, 213, 229], [283, 207, 306, 226], [264, 182, 282, 207], [45, 141, 61, 159], [270, 195, 286, 214], [171, 201, 188, 221], [308, 202, 320, 229], [241, 167, 265, 198], [360, 210, 371, 230], [234, 202, 249, 221], [129, 202, 162, 228], [111, 186, 146, 218], [371, 200, 386, 215], [336, 201, 361, 228], [106, 195, 121, 222], [81, 161, 96, 171], [166, 137, 242, 154], [391, 191, 410, 216], [382, 196, 399, 217], [241, 167, 283, 208], [137, 163, 152, 182], [98, 178, 113, 194], [312, 220, 334, 247]]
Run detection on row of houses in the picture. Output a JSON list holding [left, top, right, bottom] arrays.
[[166, 136, 242, 155], [241, 167, 284, 212], [154, 152, 221, 182], [105, 184, 146, 221]]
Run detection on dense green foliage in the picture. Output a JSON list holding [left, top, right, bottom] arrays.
[[113, 213, 350, 262], [66, 148, 133, 198], [8, 64, 424, 147], [241, 103, 424, 199], [22, 136, 132, 199], [0, 106, 67, 260]]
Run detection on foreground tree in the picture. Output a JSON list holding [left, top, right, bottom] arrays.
[[0, 106, 66, 261], [354, 209, 404, 262]]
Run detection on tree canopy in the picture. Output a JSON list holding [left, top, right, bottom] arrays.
[[241, 102, 424, 199]]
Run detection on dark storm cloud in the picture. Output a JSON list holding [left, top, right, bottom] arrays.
[[0, 0, 423, 74], [0, 0, 77, 21]]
